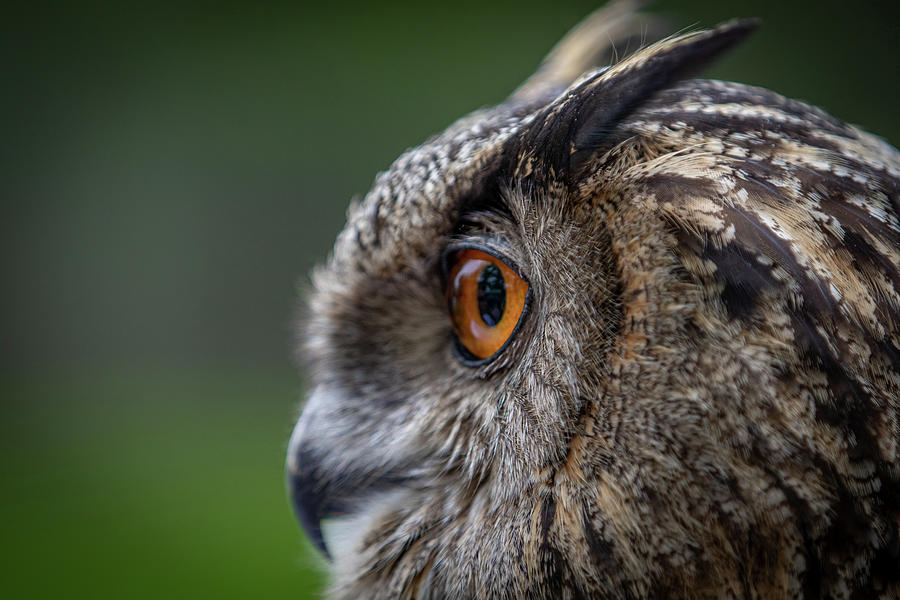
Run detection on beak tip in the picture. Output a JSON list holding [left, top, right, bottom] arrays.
[[286, 413, 332, 559], [288, 468, 332, 559]]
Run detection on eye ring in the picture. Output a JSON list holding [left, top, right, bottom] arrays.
[[442, 244, 531, 367]]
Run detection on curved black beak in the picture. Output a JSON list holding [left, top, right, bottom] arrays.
[[287, 463, 331, 558], [286, 415, 332, 559], [286, 388, 413, 561]]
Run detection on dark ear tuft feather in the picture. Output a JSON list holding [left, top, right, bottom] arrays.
[[511, 0, 670, 103], [572, 19, 759, 152], [505, 19, 759, 182]]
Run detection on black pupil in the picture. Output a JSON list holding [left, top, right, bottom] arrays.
[[477, 264, 506, 327]]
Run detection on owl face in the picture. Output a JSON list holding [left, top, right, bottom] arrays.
[[287, 6, 900, 599]]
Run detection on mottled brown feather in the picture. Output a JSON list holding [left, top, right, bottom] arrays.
[[287, 2, 900, 598]]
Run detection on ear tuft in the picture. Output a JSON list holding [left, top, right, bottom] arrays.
[[512, 0, 668, 103], [505, 17, 759, 181], [572, 18, 760, 153]]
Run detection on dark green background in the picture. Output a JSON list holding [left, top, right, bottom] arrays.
[[3, 1, 897, 597]]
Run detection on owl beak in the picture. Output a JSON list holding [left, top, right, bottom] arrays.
[[286, 386, 415, 560], [285, 409, 332, 559]]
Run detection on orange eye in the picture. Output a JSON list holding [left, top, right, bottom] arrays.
[[446, 248, 529, 361]]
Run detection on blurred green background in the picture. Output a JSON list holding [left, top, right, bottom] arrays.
[[2, 1, 897, 597]]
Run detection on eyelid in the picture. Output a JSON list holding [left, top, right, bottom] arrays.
[[440, 240, 526, 282]]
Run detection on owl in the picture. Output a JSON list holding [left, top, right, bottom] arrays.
[[286, 1, 900, 598]]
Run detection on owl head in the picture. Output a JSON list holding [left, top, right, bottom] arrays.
[[286, 2, 900, 597]]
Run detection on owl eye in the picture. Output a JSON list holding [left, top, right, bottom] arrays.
[[445, 248, 529, 362]]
